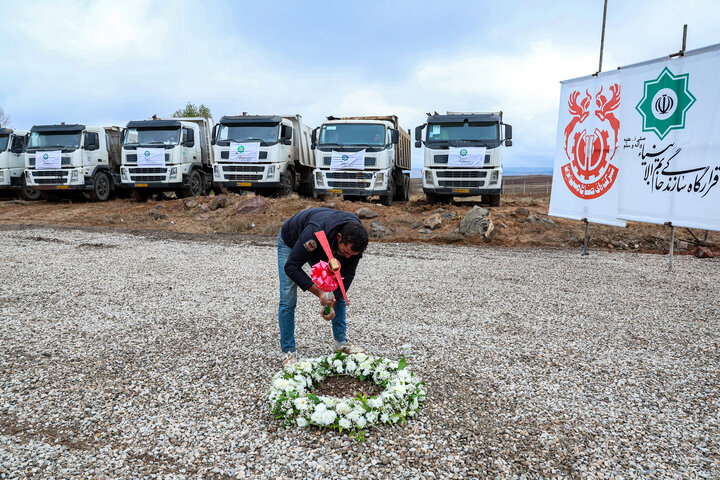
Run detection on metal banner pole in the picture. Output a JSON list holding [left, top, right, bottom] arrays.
[[582, 218, 589, 256], [667, 222, 675, 272]]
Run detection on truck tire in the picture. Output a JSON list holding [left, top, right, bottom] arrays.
[[132, 189, 151, 202], [178, 170, 204, 198], [87, 171, 111, 202], [489, 194, 501, 207], [402, 175, 411, 201], [21, 176, 41, 201], [276, 170, 294, 197], [379, 178, 394, 206]]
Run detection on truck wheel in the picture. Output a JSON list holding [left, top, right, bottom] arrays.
[[132, 189, 151, 202], [88, 171, 111, 202], [277, 170, 293, 197], [489, 194, 501, 207], [21, 177, 41, 201], [379, 178, 394, 206], [179, 170, 204, 197], [402, 175, 411, 201]]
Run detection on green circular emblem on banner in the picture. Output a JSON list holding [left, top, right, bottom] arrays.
[[342, 154, 349, 161], [143, 150, 150, 157], [460, 149, 468, 157], [636, 67, 696, 140], [238, 145, 245, 153], [43, 153, 49, 160]]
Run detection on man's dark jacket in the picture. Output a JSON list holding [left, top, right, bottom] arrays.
[[281, 208, 363, 294]]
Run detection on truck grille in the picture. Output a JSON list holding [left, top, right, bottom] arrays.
[[434, 154, 490, 164], [323, 157, 376, 167], [222, 165, 264, 173], [125, 153, 171, 163], [438, 180, 485, 188], [32, 170, 68, 184], [326, 171, 373, 189], [225, 174, 263, 181], [220, 151, 268, 160], [28, 156, 72, 167], [129, 167, 167, 182], [436, 170, 488, 179]]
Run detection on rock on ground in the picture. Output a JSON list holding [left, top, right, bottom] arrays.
[[236, 196, 268, 215], [458, 206, 490, 237]]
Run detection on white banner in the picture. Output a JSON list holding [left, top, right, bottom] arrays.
[[448, 147, 486, 168], [550, 43, 720, 230], [137, 148, 165, 167], [330, 149, 365, 170], [35, 150, 62, 170], [230, 142, 260, 162]]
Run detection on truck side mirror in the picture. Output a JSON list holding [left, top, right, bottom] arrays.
[[184, 129, 195, 148], [84, 133, 99, 151], [311, 128, 317, 150], [281, 125, 293, 145], [391, 129, 399, 144], [414, 125, 425, 148], [211, 124, 219, 145], [504, 124, 513, 147]]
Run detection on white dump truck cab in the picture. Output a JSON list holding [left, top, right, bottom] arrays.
[[24, 124, 123, 201], [311, 116, 411, 206], [0, 128, 39, 200], [416, 112, 512, 206], [121, 117, 213, 201], [211, 114, 315, 196]]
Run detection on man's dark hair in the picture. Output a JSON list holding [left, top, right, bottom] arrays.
[[340, 222, 369, 253]]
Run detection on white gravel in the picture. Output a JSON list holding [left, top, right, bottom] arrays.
[[0, 226, 718, 479]]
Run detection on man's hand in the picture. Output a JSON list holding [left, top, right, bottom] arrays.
[[310, 285, 337, 307], [321, 306, 335, 321]]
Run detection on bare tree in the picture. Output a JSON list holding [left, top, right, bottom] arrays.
[[0, 106, 10, 128]]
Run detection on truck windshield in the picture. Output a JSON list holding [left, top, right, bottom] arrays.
[[28, 132, 82, 149], [319, 124, 385, 146], [124, 128, 181, 146], [217, 124, 278, 145], [427, 122, 499, 144], [0, 135, 8, 151]]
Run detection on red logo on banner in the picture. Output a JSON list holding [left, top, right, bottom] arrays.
[[562, 84, 621, 199]]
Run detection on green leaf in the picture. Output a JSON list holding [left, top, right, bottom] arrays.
[[308, 394, 321, 405], [398, 357, 407, 370]]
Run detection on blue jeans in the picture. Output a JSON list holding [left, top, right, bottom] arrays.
[[277, 232, 346, 353]]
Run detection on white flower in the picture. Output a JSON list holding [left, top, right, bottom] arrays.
[[339, 417, 351, 429], [368, 397, 383, 409], [345, 360, 357, 372], [381, 413, 390, 423], [333, 359, 344, 373], [379, 371, 390, 381], [321, 410, 337, 425], [336, 402, 351, 415], [311, 410, 324, 424], [394, 384, 407, 396], [297, 361, 312, 373], [272, 378, 289, 390], [296, 417, 308, 427], [365, 412, 377, 424], [356, 416, 367, 428], [293, 397, 310, 411], [347, 409, 361, 422], [353, 352, 368, 362], [323, 397, 336, 408]]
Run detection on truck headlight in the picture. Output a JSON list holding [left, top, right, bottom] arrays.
[[315, 171, 323, 186], [121, 168, 128, 180], [71, 170, 79, 181], [424, 170, 432, 183], [375, 172, 384, 185], [491, 171, 499, 183], [268, 165, 276, 176], [0, 171, 4, 181], [170, 167, 177, 179]]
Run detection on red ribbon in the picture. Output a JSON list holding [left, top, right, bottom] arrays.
[[310, 261, 339, 293]]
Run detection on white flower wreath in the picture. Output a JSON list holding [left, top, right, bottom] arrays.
[[268, 352, 426, 439]]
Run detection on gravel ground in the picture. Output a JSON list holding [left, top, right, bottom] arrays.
[[0, 227, 718, 479]]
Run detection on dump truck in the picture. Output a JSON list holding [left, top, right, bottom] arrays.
[[311, 115, 412, 206], [415, 112, 512, 206], [0, 128, 40, 200], [120, 117, 214, 201], [211, 114, 315, 196], [24, 124, 123, 201]]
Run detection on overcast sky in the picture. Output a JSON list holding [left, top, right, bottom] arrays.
[[1, 0, 718, 172]]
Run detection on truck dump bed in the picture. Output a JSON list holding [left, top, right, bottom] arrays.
[[104, 126, 123, 169]]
